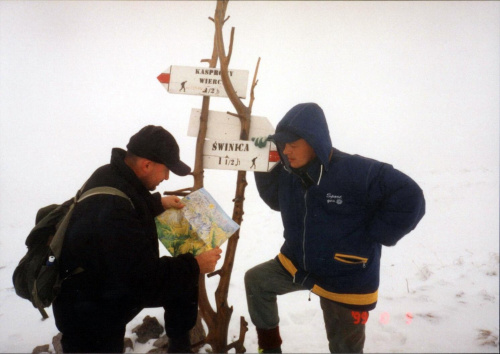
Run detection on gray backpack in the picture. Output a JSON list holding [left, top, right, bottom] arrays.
[[12, 185, 132, 319]]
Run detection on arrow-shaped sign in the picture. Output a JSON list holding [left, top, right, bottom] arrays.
[[188, 109, 275, 140], [187, 108, 280, 172], [203, 139, 279, 172], [158, 65, 249, 99]]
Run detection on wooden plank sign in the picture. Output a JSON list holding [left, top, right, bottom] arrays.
[[187, 109, 275, 140], [203, 139, 280, 172], [157, 66, 249, 99], [187, 109, 280, 172]]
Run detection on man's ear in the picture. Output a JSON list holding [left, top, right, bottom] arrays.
[[135, 158, 153, 177], [143, 159, 154, 172]]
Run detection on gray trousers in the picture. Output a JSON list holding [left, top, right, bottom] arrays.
[[245, 259, 366, 353]]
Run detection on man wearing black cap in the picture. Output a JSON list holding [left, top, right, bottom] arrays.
[[245, 103, 426, 353], [53, 125, 222, 353]]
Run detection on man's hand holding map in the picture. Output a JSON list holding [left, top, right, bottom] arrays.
[[156, 188, 240, 256]]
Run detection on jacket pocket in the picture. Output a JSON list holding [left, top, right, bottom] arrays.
[[334, 253, 368, 268]]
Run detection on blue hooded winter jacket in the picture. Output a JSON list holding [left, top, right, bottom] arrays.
[[255, 103, 425, 311]]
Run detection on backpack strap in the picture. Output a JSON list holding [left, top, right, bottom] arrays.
[[31, 186, 133, 319], [49, 187, 134, 259], [77, 186, 133, 207]]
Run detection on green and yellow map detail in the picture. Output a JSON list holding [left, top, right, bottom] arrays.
[[156, 188, 239, 256]]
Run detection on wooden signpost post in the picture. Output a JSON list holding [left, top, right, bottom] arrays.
[[159, 1, 266, 352]]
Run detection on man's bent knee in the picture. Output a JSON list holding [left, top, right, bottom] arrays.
[[244, 264, 264, 292]]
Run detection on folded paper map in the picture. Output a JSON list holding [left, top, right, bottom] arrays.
[[156, 188, 239, 256]]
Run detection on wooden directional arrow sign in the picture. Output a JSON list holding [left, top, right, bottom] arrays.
[[188, 109, 275, 140], [203, 140, 280, 172], [157, 65, 249, 99], [188, 109, 280, 172]]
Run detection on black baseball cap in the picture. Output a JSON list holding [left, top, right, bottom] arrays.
[[127, 125, 191, 176]]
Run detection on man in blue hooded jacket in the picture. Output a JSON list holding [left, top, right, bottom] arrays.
[[245, 103, 425, 353]]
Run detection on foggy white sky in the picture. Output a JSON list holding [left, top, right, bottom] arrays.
[[1, 3, 499, 352], [1, 1, 498, 229]]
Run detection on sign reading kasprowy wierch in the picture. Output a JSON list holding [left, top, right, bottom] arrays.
[[157, 66, 249, 99]]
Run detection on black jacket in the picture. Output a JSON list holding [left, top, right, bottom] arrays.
[[56, 148, 199, 323]]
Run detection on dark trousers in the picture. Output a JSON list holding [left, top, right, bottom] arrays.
[[245, 258, 367, 353], [59, 327, 127, 353], [53, 286, 198, 353], [320, 297, 367, 353], [53, 296, 140, 353]]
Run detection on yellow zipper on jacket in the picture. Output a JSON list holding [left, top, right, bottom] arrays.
[[334, 253, 369, 268]]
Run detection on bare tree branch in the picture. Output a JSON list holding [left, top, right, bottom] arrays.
[[249, 57, 261, 111], [214, 1, 250, 140], [227, 27, 235, 63]]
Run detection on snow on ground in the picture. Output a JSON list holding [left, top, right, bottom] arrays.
[[0, 167, 497, 353], [0, 1, 498, 353]]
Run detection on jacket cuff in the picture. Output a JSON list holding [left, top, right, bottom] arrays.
[[151, 192, 165, 216]]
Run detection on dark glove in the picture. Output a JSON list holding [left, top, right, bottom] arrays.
[[251, 136, 270, 148]]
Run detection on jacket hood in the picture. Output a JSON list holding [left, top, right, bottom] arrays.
[[270, 103, 333, 171]]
